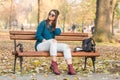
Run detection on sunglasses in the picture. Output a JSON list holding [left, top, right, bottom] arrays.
[[49, 13, 55, 17]]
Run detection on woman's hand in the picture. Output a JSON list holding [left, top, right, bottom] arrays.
[[42, 39, 46, 42], [56, 20, 60, 28], [52, 39, 57, 42]]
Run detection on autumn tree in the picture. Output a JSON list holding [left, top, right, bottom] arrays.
[[95, 0, 117, 42], [0, 0, 14, 29]]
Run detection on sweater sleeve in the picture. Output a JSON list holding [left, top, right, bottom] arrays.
[[53, 28, 61, 35], [35, 21, 45, 42]]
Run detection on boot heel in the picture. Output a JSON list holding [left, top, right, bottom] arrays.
[[50, 66, 52, 70], [50, 66, 53, 71]]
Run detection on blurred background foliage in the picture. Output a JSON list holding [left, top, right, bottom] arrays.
[[0, 0, 120, 42], [0, 0, 98, 31]]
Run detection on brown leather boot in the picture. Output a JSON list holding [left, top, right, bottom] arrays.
[[50, 61, 60, 75], [68, 64, 76, 75]]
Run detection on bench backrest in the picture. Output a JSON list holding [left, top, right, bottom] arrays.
[[9, 31, 89, 41]]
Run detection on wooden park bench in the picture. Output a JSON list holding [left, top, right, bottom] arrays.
[[9, 31, 100, 74]]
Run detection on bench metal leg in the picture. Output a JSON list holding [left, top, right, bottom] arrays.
[[83, 57, 88, 70], [91, 57, 96, 73], [19, 57, 23, 73], [13, 55, 17, 74], [83, 56, 96, 72]]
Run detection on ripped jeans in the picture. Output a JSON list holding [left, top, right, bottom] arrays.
[[37, 39, 72, 59]]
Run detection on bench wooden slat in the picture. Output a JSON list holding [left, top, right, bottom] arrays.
[[16, 51, 100, 57], [9, 31, 88, 37], [55, 36, 88, 41], [61, 33, 88, 36], [10, 31, 36, 35], [10, 35, 88, 41], [10, 35, 36, 40]]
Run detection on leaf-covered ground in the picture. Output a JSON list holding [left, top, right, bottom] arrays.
[[0, 40, 120, 80]]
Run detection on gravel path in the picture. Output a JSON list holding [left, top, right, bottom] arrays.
[[0, 73, 120, 80]]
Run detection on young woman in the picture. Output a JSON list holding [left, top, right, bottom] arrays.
[[35, 9, 76, 75]]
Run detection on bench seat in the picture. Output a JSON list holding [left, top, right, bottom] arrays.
[[13, 51, 100, 57]]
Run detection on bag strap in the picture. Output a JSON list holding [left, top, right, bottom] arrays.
[[91, 38, 96, 52], [91, 38, 96, 46]]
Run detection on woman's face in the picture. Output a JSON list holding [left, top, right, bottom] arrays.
[[48, 11, 56, 21]]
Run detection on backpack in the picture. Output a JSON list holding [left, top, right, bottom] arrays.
[[82, 38, 96, 52]]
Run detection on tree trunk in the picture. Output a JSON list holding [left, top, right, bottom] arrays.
[[110, 0, 117, 35], [38, 0, 40, 24], [9, 0, 13, 29], [95, 0, 117, 42]]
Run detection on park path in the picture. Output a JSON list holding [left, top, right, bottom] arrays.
[[0, 73, 120, 80]]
